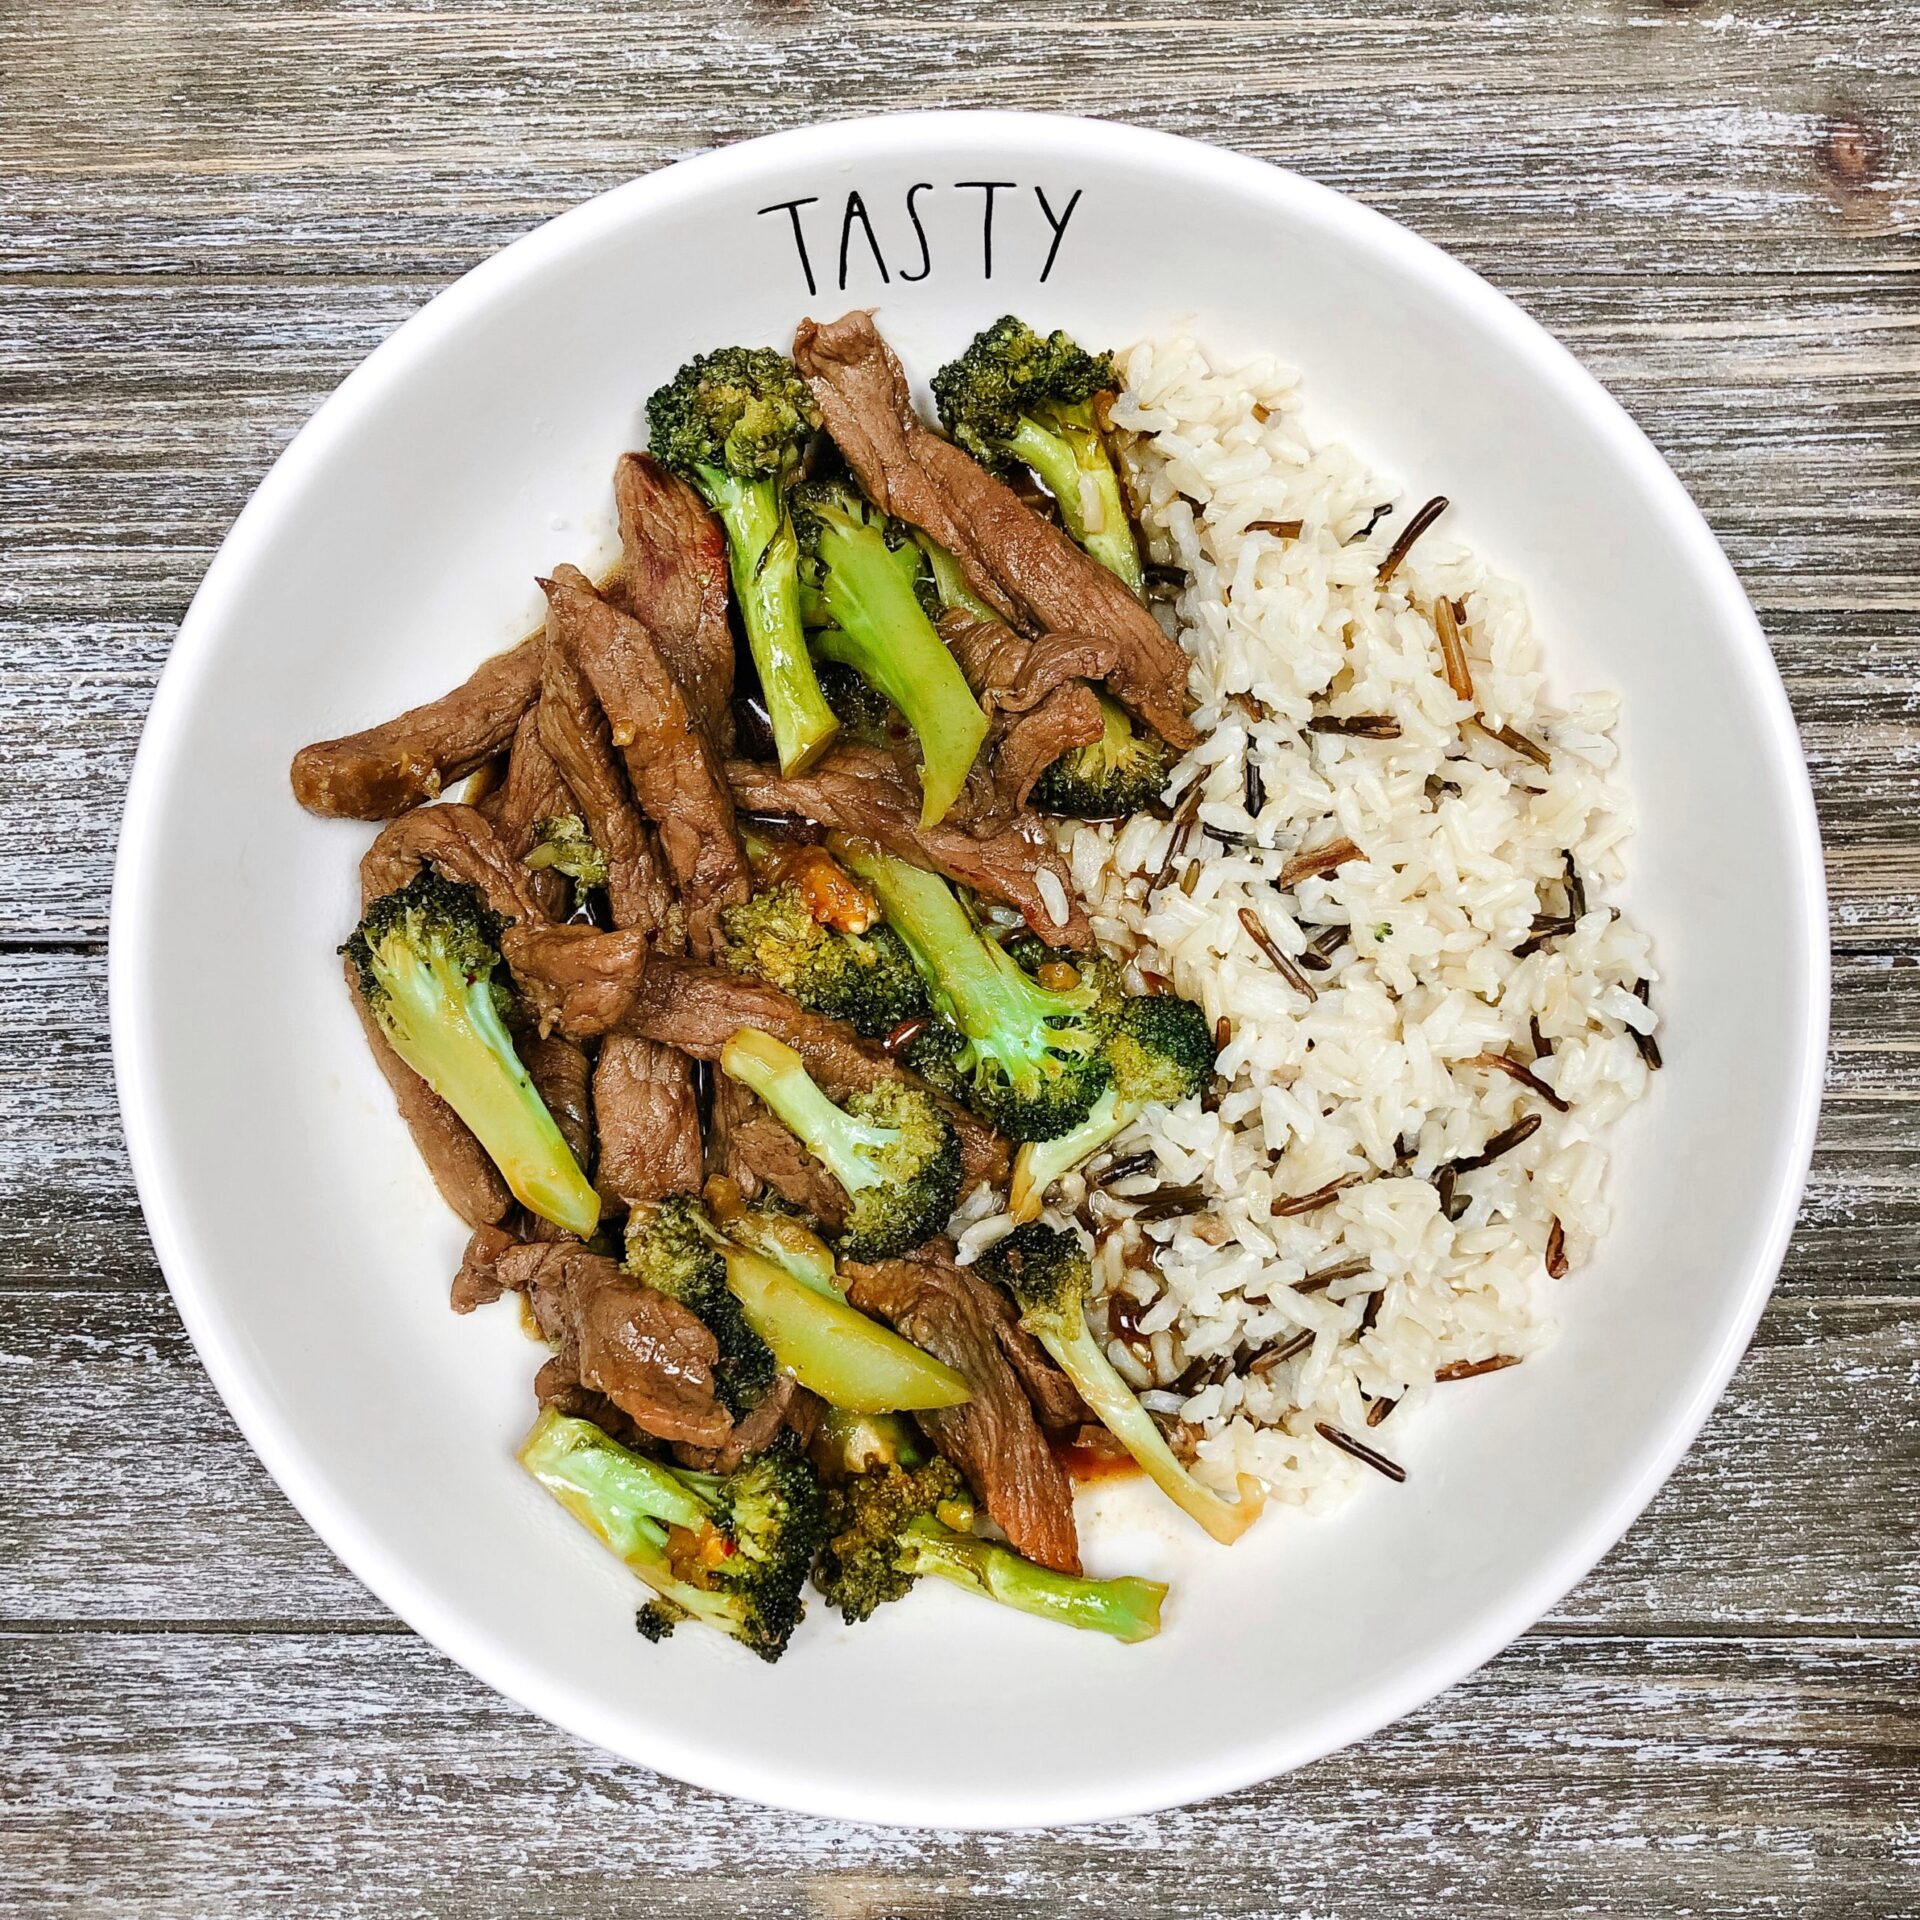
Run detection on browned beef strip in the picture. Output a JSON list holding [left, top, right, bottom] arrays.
[[707, 1079, 849, 1231], [794, 311, 1197, 749], [613, 453, 735, 751], [499, 924, 651, 1039], [970, 1272, 1090, 1435], [499, 1242, 731, 1449], [592, 1033, 705, 1210], [993, 682, 1106, 811], [538, 602, 679, 938], [343, 954, 511, 1230], [626, 955, 1008, 1192], [542, 567, 749, 961], [451, 1222, 522, 1314], [724, 748, 1091, 949], [940, 613, 1119, 719], [670, 1372, 814, 1475], [845, 1251, 1081, 1573], [514, 1030, 596, 1243], [292, 630, 545, 819], [358, 801, 549, 923], [480, 705, 574, 921], [533, 1356, 656, 1455]]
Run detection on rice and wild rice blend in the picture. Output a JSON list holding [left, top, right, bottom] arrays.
[[959, 336, 1661, 1511]]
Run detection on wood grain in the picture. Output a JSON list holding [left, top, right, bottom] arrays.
[[3, 0, 1917, 1908]]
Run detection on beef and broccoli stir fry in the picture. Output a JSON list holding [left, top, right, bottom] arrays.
[[293, 310, 1262, 1661]]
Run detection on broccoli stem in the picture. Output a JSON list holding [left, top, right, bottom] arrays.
[[1026, 1306, 1264, 1545], [916, 534, 1001, 623], [518, 1410, 742, 1634], [369, 941, 599, 1238], [720, 1246, 972, 1414], [1009, 1087, 1126, 1223], [900, 1516, 1167, 1642], [720, 1028, 893, 1196], [835, 843, 1096, 1098], [698, 466, 839, 776], [1004, 418, 1143, 596], [721, 1208, 843, 1298], [806, 515, 988, 827]]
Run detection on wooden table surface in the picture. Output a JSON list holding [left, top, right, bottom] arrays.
[[4, 2, 1917, 1913]]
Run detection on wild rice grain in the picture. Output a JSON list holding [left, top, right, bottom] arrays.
[[1466, 1049, 1570, 1114], [1545, 1217, 1569, 1278], [1316, 1421, 1407, 1483], [1238, 906, 1317, 1001], [1434, 1354, 1522, 1382], [1272, 1173, 1365, 1217], [1376, 494, 1450, 585], [1277, 837, 1364, 889]]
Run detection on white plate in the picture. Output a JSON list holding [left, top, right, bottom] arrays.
[[111, 112, 1827, 1828]]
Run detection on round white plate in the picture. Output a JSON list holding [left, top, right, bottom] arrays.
[[112, 112, 1827, 1828]]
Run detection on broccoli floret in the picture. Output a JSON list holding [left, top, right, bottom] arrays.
[[343, 871, 598, 1238], [977, 1225, 1263, 1546], [720, 883, 928, 1040], [719, 1030, 960, 1260], [1029, 692, 1172, 820], [1010, 992, 1216, 1219], [834, 844, 1112, 1142], [814, 660, 901, 748], [792, 479, 990, 827], [523, 812, 609, 913], [646, 347, 837, 776], [932, 316, 1142, 594], [624, 1194, 776, 1417], [520, 1410, 825, 1662], [815, 1454, 1166, 1643], [809, 1407, 929, 1480]]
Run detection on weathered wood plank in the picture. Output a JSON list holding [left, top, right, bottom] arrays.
[[0, 0, 1913, 281], [2, 1628, 1914, 1917], [4, 1275, 1915, 1634]]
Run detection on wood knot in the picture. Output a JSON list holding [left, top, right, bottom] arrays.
[[1817, 107, 1886, 196]]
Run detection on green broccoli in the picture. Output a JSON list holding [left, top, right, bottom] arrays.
[[720, 883, 929, 1040], [791, 479, 990, 826], [834, 842, 1114, 1141], [343, 871, 599, 1238], [523, 812, 609, 912], [520, 1409, 825, 1662], [815, 1454, 1166, 1643], [1011, 993, 1216, 1219], [646, 346, 837, 775], [932, 316, 1142, 594], [814, 659, 900, 748], [976, 1224, 1263, 1546], [721, 1200, 840, 1298], [1029, 691, 1173, 819], [623, 1193, 777, 1417], [915, 532, 1002, 624], [718, 1029, 960, 1260]]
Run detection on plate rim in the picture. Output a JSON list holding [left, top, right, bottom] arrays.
[[108, 108, 1830, 1829]]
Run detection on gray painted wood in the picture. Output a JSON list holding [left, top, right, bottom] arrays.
[[2, 0, 1916, 1912]]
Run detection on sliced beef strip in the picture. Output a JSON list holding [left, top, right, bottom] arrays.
[[671, 1373, 819, 1476], [499, 923, 651, 1040], [343, 953, 511, 1230], [533, 1356, 656, 1455], [844, 1251, 1081, 1574], [592, 1033, 705, 1211], [451, 1222, 522, 1314], [515, 1030, 596, 1244], [537, 601, 679, 938], [993, 681, 1106, 812], [499, 1242, 731, 1449], [480, 704, 574, 922], [625, 955, 1008, 1193], [794, 310, 1197, 749], [291, 630, 545, 820], [706, 1078, 849, 1232], [725, 748, 1091, 949], [939, 613, 1119, 719], [613, 453, 735, 750], [358, 801, 550, 923], [542, 566, 749, 961], [971, 1272, 1090, 1435]]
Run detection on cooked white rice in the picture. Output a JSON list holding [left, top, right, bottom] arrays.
[[976, 336, 1659, 1513]]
